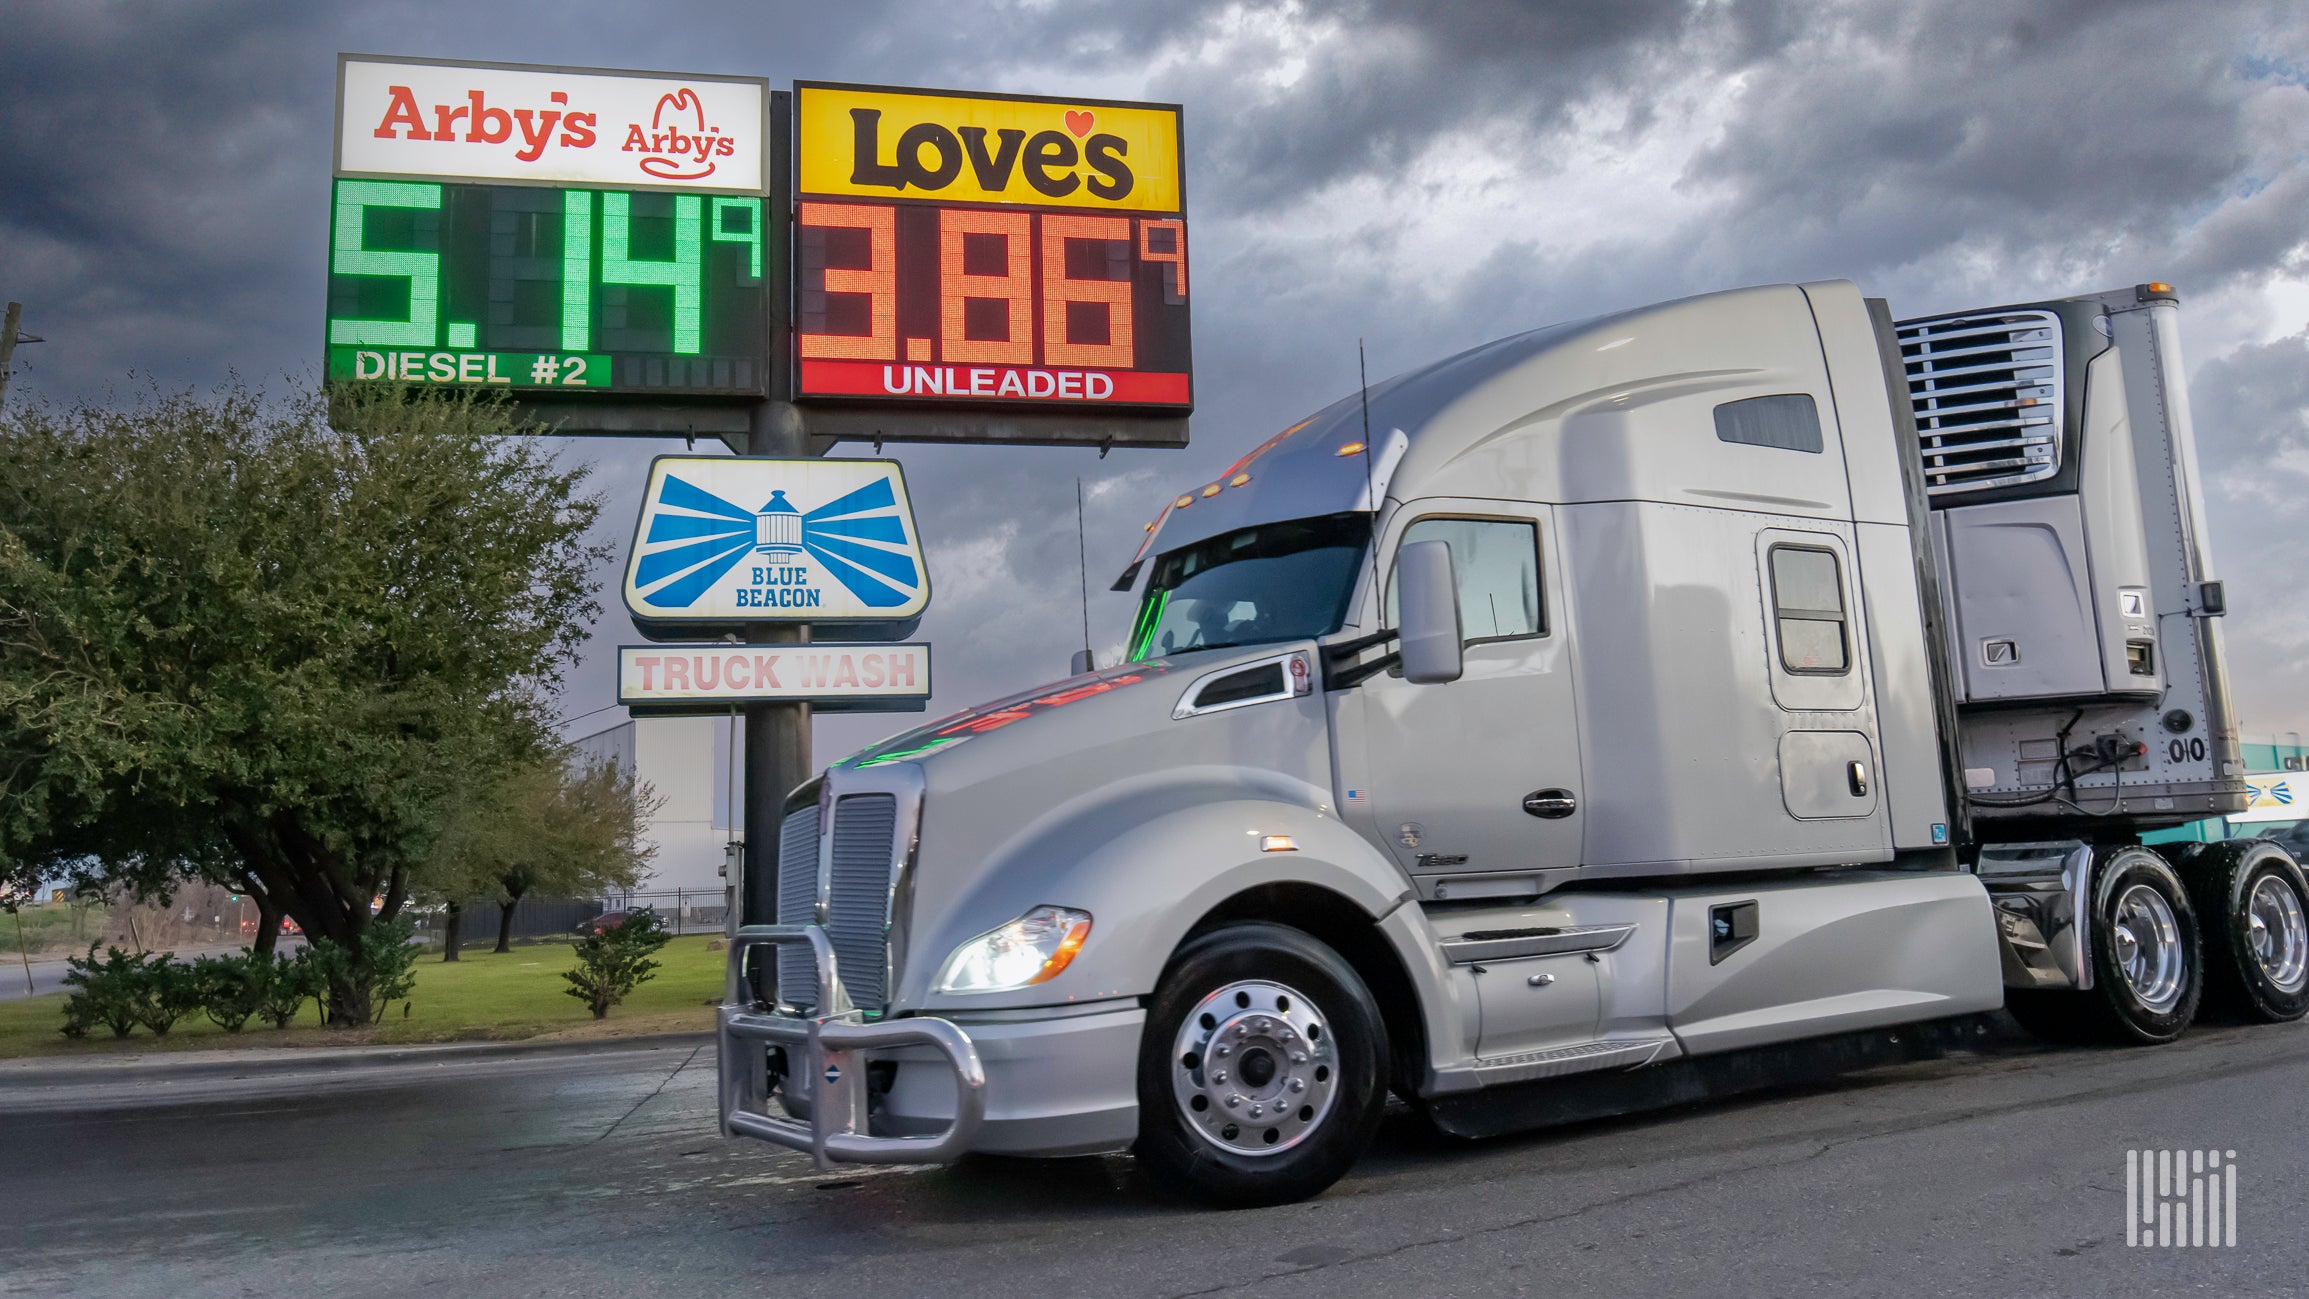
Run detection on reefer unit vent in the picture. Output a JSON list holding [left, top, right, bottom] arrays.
[[1897, 310, 2064, 497]]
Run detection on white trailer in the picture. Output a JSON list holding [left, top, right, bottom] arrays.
[[716, 280, 2300, 1206]]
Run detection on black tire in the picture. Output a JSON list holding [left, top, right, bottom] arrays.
[[1135, 922, 1387, 1208], [2004, 847, 2201, 1046], [2182, 839, 2309, 1023]]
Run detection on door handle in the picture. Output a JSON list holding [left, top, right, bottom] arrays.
[[1847, 760, 1869, 797], [1522, 789, 1577, 819]]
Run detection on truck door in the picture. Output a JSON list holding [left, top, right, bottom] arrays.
[[1755, 527, 1890, 848], [1353, 501, 1585, 881]]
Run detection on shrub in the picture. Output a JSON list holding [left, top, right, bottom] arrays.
[[252, 951, 317, 1030], [193, 953, 264, 1033], [301, 917, 419, 1026], [563, 910, 671, 1019], [59, 945, 151, 1039], [135, 956, 202, 1035]]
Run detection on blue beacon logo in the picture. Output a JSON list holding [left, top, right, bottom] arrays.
[[632, 474, 921, 611]]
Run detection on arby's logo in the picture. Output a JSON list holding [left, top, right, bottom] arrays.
[[630, 88, 736, 181], [370, 84, 600, 162]]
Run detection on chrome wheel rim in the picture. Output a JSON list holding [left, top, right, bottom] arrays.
[[2111, 883, 2186, 1014], [2245, 873, 2309, 994], [1171, 979, 1338, 1157]]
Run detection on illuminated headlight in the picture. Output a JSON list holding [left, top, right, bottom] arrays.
[[934, 906, 1092, 994]]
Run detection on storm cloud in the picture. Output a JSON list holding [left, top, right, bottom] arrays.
[[2, 0, 2304, 756]]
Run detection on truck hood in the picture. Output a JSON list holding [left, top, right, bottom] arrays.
[[835, 641, 1342, 1010], [835, 652, 1226, 774]]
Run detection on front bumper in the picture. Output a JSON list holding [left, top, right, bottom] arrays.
[[717, 924, 1142, 1167]]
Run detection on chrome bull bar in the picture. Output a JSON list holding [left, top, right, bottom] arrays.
[[717, 924, 987, 1168]]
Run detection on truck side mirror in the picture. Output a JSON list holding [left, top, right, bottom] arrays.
[[1069, 649, 1096, 676], [1395, 539, 1463, 684]]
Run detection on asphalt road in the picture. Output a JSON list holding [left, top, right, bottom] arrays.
[[3, 1017, 2306, 1298]]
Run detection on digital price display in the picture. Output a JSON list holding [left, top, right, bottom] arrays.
[[793, 84, 1190, 412], [323, 177, 769, 397]]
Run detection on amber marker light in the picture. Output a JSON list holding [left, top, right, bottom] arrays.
[[1201, 483, 1223, 497], [1229, 472, 1252, 487], [1174, 494, 1194, 509], [1261, 835, 1298, 852], [1335, 441, 1366, 457]]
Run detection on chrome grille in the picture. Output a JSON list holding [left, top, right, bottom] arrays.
[[774, 804, 820, 1008], [1895, 309, 2064, 497], [826, 794, 899, 1011]]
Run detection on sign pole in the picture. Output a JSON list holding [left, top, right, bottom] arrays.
[[741, 89, 808, 952], [0, 303, 23, 414]]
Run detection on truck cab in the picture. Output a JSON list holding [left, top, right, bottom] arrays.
[[717, 279, 2298, 1206]]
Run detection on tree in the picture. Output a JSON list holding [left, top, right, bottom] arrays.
[[0, 384, 606, 1024], [416, 757, 661, 958]]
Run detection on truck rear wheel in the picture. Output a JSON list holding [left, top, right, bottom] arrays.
[[2006, 846, 2202, 1045], [1135, 922, 1387, 1208], [2183, 839, 2309, 1023]]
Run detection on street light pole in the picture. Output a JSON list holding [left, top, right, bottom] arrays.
[[0, 303, 22, 412], [0, 302, 43, 414]]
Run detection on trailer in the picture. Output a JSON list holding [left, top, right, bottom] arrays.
[[715, 279, 2302, 1205]]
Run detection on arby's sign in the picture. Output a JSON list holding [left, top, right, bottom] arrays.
[[337, 55, 767, 192]]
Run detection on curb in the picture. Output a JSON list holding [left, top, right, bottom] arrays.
[[0, 1029, 713, 1087]]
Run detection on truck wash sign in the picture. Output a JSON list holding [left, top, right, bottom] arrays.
[[622, 457, 929, 632], [337, 55, 768, 192], [617, 643, 931, 709]]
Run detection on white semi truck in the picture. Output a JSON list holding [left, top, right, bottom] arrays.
[[716, 279, 2304, 1206]]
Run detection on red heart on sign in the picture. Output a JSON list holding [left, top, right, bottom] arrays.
[[1064, 110, 1095, 138]]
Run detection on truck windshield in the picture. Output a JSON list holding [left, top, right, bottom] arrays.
[[1127, 512, 1370, 661]]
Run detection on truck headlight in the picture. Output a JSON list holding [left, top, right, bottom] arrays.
[[934, 906, 1092, 994]]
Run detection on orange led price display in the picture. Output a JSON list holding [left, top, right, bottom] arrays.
[[793, 84, 1190, 411]]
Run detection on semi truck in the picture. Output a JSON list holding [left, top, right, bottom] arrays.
[[715, 279, 2307, 1206]]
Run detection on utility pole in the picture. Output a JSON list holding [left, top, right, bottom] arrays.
[[739, 92, 811, 992], [0, 302, 42, 413]]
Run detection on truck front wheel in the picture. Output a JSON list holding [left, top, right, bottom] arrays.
[[2184, 839, 2309, 1023], [1135, 922, 1388, 1208]]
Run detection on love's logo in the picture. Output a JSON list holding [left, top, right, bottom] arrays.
[[797, 85, 1184, 214]]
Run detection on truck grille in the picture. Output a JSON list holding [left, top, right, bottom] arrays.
[[773, 804, 821, 1008], [1895, 309, 2064, 497], [771, 792, 902, 1013], [825, 794, 899, 1011]]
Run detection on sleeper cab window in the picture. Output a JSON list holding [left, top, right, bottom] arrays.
[[1387, 517, 1544, 642], [1715, 393, 1824, 453], [1769, 544, 1849, 674]]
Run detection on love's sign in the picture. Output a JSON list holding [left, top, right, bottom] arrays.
[[795, 83, 1181, 212]]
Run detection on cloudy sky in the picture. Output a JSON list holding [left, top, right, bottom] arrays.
[[5, 0, 2307, 774]]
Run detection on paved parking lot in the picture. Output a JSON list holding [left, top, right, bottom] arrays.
[[4, 1018, 2306, 1297]]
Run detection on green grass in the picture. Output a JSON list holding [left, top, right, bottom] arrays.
[[0, 902, 112, 956], [0, 935, 727, 1058]]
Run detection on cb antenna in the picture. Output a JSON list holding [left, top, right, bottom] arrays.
[[1357, 339, 1382, 627], [1075, 476, 1094, 665]]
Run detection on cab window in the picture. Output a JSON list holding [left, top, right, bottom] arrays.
[[1769, 544, 1849, 673], [1388, 517, 1544, 642]]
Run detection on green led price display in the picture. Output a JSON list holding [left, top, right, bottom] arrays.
[[325, 178, 768, 396]]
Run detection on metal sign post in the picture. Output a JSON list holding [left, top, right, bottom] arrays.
[[743, 90, 805, 948]]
